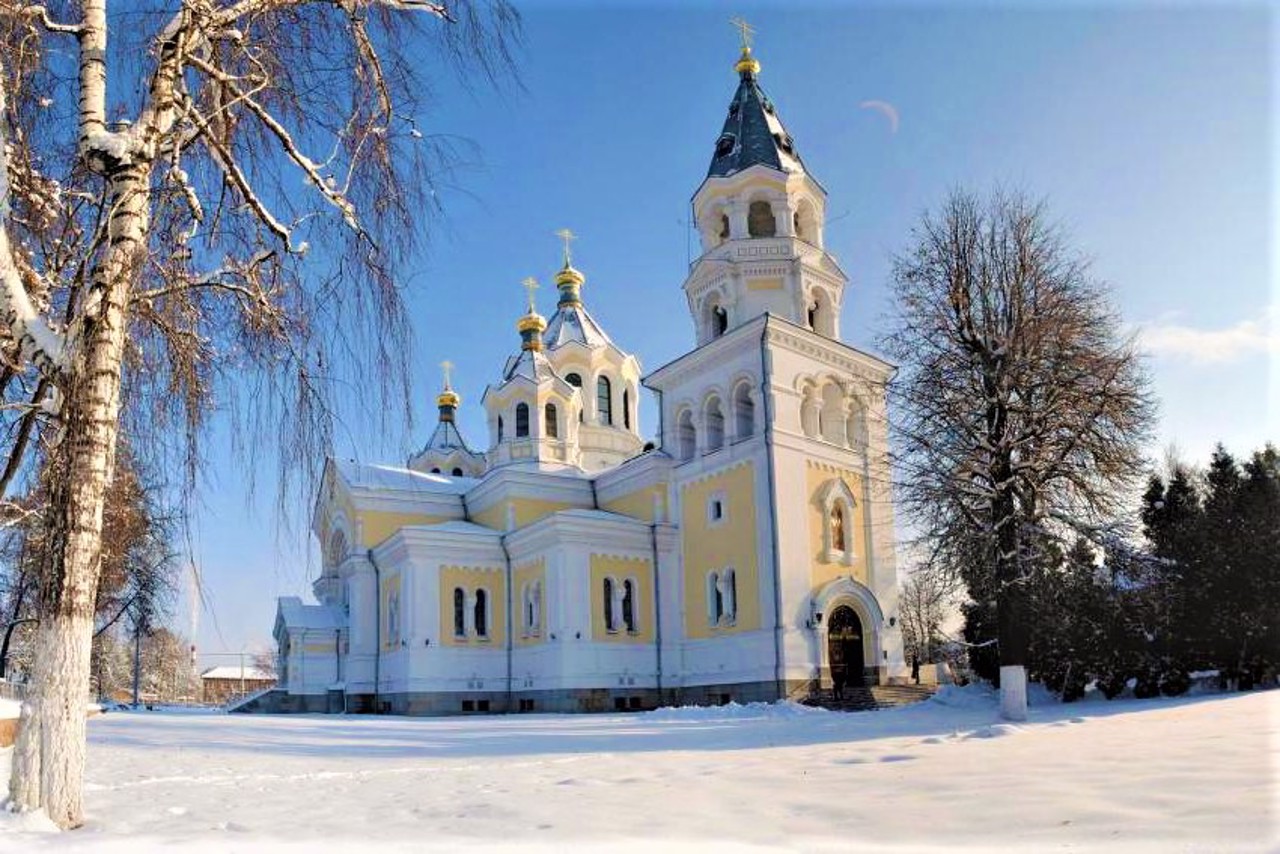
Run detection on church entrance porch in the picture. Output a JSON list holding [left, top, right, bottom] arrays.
[[827, 605, 865, 696]]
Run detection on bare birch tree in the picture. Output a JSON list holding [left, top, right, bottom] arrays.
[[0, 0, 517, 827], [882, 189, 1155, 721]]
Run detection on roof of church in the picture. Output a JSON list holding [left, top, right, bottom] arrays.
[[706, 63, 804, 179], [277, 596, 345, 630], [501, 347, 561, 383], [417, 418, 475, 456], [544, 303, 613, 349], [333, 458, 474, 495]]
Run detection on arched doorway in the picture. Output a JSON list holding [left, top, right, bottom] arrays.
[[827, 605, 865, 690]]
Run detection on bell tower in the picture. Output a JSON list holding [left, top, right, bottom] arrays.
[[684, 34, 848, 345]]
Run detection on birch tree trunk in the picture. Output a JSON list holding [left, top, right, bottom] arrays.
[[32, 154, 143, 825]]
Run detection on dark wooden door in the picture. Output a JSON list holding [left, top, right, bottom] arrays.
[[827, 605, 865, 687]]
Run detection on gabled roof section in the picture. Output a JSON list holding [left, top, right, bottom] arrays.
[[544, 303, 613, 349], [706, 67, 804, 179], [332, 458, 474, 495], [416, 418, 474, 457], [276, 596, 345, 631], [501, 348, 561, 384]]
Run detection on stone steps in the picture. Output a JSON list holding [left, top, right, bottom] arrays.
[[801, 683, 938, 713]]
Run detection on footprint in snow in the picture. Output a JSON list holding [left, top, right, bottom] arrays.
[[832, 756, 868, 765], [879, 754, 917, 763]]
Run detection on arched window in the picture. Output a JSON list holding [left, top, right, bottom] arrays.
[[732, 383, 754, 439], [676, 409, 697, 461], [807, 302, 818, 330], [474, 589, 488, 638], [622, 579, 636, 633], [545, 403, 558, 439], [623, 389, 631, 430], [718, 213, 730, 240], [603, 577, 616, 632], [451, 467, 464, 477], [748, 200, 776, 237], [831, 504, 846, 553], [567, 374, 583, 423], [794, 211, 803, 239], [387, 591, 400, 643], [327, 529, 348, 570], [704, 395, 725, 452], [821, 383, 845, 444], [723, 569, 737, 623], [431, 467, 441, 474], [707, 571, 723, 627], [597, 376, 613, 426], [497, 415, 504, 443], [712, 305, 728, 337], [453, 588, 465, 637], [515, 402, 530, 438]]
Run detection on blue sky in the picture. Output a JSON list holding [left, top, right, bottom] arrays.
[[183, 1, 1275, 664]]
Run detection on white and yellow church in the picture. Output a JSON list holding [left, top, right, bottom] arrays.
[[265, 40, 906, 715]]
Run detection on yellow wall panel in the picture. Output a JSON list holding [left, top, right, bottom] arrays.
[[589, 554, 654, 643], [806, 463, 870, 590], [437, 565, 506, 647], [680, 462, 761, 639], [513, 558, 547, 647]]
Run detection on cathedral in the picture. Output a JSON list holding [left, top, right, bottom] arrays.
[[263, 39, 906, 715]]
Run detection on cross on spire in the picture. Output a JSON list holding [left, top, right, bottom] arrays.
[[521, 276, 539, 313], [440, 359, 454, 390], [555, 228, 577, 268], [730, 16, 755, 51]]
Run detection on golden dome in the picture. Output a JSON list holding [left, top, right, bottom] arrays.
[[735, 46, 760, 76], [555, 264, 585, 287], [516, 312, 546, 334], [436, 388, 461, 409]]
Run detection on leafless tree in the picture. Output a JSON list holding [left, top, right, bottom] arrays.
[[0, 0, 517, 826], [898, 568, 954, 669], [882, 189, 1155, 720]]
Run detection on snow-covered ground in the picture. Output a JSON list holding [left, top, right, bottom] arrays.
[[1, 687, 1275, 852]]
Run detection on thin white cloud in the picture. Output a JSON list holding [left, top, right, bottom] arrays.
[[1135, 306, 1276, 365]]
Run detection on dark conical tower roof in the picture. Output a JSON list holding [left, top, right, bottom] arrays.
[[706, 49, 805, 179]]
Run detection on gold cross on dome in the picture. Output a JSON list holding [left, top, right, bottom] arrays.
[[440, 360, 454, 390], [555, 228, 577, 267], [521, 276, 539, 312], [730, 16, 755, 51]]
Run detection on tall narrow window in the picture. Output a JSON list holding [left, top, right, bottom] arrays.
[[453, 588, 465, 637], [387, 591, 400, 643], [623, 390, 631, 430], [475, 589, 488, 638], [713, 305, 728, 337], [831, 505, 847, 553], [733, 382, 755, 438], [544, 403, 558, 438], [724, 569, 737, 623], [497, 416, 504, 443], [708, 571, 723, 627], [597, 376, 613, 426], [719, 213, 730, 240], [515, 403, 529, 438], [622, 580, 636, 633], [677, 409, 697, 462], [748, 200, 776, 237], [603, 577, 616, 632]]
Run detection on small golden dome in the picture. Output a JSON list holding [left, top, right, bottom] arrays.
[[555, 264, 585, 287], [436, 388, 461, 409], [735, 47, 760, 76], [516, 311, 546, 334]]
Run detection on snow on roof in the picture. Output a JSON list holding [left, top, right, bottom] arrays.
[[544, 304, 614, 349], [333, 458, 475, 495], [277, 596, 345, 630], [200, 666, 276, 682]]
